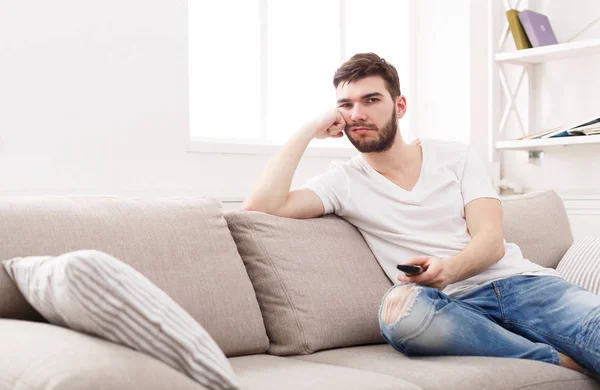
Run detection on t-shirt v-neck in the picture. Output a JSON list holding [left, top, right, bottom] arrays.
[[356, 142, 428, 199]]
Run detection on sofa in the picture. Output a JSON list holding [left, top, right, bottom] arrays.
[[0, 190, 598, 390]]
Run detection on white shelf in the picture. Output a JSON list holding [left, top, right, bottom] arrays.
[[495, 38, 600, 65], [496, 134, 600, 150]]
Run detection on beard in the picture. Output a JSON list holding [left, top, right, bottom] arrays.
[[344, 109, 398, 153]]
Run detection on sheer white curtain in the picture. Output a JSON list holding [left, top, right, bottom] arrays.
[[266, 0, 340, 144], [189, 0, 411, 148], [188, 0, 261, 141], [345, 0, 413, 143]]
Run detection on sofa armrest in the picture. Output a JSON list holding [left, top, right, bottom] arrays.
[[0, 319, 205, 390], [556, 236, 600, 294]]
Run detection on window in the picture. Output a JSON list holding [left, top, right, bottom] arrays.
[[188, 0, 411, 155]]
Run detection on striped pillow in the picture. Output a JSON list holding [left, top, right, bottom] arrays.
[[3, 250, 240, 390], [556, 237, 600, 295]]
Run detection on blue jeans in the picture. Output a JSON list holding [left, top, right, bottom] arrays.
[[378, 275, 600, 375]]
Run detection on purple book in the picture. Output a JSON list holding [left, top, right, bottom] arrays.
[[518, 10, 558, 47]]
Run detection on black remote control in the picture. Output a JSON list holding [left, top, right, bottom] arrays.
[[396, 264, 423, 275]]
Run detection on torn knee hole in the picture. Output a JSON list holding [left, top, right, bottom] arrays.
[[382, 285, 419, 325]]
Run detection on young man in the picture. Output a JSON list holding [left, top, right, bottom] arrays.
[[243, 53, 599, 375]]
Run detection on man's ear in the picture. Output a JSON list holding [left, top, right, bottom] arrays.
[[396, 95, 407, 119]]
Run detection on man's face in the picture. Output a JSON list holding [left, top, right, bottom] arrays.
[[336, 76, 400, 153]]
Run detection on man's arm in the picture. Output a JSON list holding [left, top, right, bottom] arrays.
[[442, 198, 506, 283], [242, 109, 346, 218], [399, 198, 505, 290]]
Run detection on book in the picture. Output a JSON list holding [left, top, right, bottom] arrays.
[[518, 10, 558, 47], [518, 125, 563, 140], [567, 121, 600, 136], [516, 117, 600, 140], [570, 117, 600, 131], [540, 116, 600, 139], [506, 9, 532, 50]]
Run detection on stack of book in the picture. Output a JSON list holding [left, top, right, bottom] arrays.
[[506, 9, 558, 50], [518, 116, 600, 140]]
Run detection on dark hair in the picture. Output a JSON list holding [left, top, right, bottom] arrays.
[[333, 53, 401, 100]]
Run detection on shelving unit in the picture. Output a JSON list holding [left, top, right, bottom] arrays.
[[488, 1, 600, 157], [496, 134, 600, 150], [495, 38, 600, 65]]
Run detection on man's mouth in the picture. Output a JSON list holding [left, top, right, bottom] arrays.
[[352, 127, 375, 135]]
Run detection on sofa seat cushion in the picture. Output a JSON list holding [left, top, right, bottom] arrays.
[[0, 319, 208, 390], [4, 250, 240, 390], [228, 354, 419, 390], [224, 211, 392, 356], [0, 196, 268, 357], [291, 344, 598, 390]]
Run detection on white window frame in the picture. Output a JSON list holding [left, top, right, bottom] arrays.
[[187, 0, 413, 157], [187, 138, 358, 157]]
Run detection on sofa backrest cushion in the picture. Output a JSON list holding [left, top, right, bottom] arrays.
[[0, 197, 268, 357], [502, 190, 573, 269], [224, 211, 392, 356], [224, 189, 573, 355]]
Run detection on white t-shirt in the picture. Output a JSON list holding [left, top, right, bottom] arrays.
[[302, 138, 558, 297]]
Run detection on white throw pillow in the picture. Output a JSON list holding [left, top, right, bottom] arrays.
[[3, 250, 240, 390], [556, 237, 600, 295]]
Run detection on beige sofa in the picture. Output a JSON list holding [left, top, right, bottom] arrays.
[[0, 191, 598, 390]]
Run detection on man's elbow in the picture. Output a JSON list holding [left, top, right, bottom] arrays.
[[241, 197, 279, 215], [494, 237, 506, 261], [241, 196, 259, 212], [242, 198, 261, 213]]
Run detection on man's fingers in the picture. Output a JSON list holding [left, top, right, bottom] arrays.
[[335, 110, 347, 127], [328, 128, 343, 137], [404, 256, 430, 265], [407, 273, 433, 284], [411, 265, 443, 285]]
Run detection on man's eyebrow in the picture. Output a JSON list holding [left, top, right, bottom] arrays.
[[337, 92, 384, 104]]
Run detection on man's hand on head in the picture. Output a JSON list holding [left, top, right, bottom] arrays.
[[397, 256, 457, 291], [312, 109, 347, 139]]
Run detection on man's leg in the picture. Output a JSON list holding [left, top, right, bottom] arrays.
[[489, 275, 600, 376], [378, 283, 560, 364]]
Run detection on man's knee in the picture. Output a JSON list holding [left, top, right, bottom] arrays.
[[380, 285, 420, 326]]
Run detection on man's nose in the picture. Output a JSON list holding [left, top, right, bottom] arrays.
[[350, 105, 367, 122]]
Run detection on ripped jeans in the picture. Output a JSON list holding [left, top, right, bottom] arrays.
[[378, 275, 600, 375]]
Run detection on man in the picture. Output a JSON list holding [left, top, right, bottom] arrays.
[[243, 53, 599, 375]]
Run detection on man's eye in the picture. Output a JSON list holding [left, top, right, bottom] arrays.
[[366, 98, 379, 103], [339, 103, 352, 108]]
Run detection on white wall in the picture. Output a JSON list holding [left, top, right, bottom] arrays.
[[413, 0, 472, 145], [469, 0, 491, 165], [412, 0, 502, 183], [0, 0, 344, 200]]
